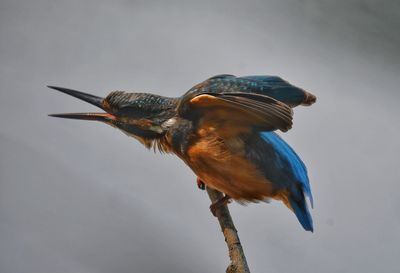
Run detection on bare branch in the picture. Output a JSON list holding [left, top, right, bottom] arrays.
[[206, 187, 250, 273]]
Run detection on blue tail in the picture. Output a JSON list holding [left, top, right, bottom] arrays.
[[288, 194, 314, 232]]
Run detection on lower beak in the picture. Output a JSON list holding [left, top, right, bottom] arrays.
[[49, 112, 116, 122]]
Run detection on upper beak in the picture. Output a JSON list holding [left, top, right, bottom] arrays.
[[48, 86, 114, 122]]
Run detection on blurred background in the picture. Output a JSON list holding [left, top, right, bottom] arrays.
[[1, 0, 399, 272]]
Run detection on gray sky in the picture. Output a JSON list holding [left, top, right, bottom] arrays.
[[1, 0, 399, 272]]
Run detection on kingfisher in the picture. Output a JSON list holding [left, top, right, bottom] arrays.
[[49, 74, 316, 231]]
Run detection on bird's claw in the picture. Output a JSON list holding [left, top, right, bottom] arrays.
[[210, 195, 231, 216]]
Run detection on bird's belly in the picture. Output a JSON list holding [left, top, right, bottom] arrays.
[[186, 137, 276, 202]]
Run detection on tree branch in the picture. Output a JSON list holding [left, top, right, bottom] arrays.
[[206, 187, 250, 273]]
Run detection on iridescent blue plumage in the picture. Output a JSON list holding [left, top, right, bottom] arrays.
[[239, 75, 309, 106], [260, 132, 313, 231], [261, 132, 313, 206]]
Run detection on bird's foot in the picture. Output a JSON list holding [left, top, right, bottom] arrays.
[[196, 177, 205, 190], [210, 195, 232, 216]]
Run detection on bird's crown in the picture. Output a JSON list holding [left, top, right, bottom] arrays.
[[104, 91, 176, 114]]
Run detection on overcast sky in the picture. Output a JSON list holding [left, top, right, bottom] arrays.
[[1, 0, 399, 273]]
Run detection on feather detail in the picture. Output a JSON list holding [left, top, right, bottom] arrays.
[[260, 132, 313, 207], [182, 74, 316, 108], [288, 193, 314, 232], [183, 93, 293, 133]]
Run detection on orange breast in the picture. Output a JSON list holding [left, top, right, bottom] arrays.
[[186, 135, 278, 202]]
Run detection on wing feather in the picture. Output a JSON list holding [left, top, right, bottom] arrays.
[[181, 92, 293, 133], [182, 74, 316, 107]]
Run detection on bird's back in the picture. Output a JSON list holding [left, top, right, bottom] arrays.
[[182, 74, 316, 107]]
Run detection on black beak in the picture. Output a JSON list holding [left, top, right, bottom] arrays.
[[48, 86, 105, 110], [48, 86, 114, 121]]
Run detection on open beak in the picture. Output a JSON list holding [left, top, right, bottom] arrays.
[[48, 86, 115, 122]]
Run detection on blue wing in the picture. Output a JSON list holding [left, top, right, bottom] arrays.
[[260, 132, 313, 206], [245, 131, 314, 231], [184, 74, 316, 107]]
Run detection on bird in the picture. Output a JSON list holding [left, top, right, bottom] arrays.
[[48, 74, 316, 232]]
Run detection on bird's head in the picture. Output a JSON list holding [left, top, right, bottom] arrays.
[[48, 86, 178, 147]]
